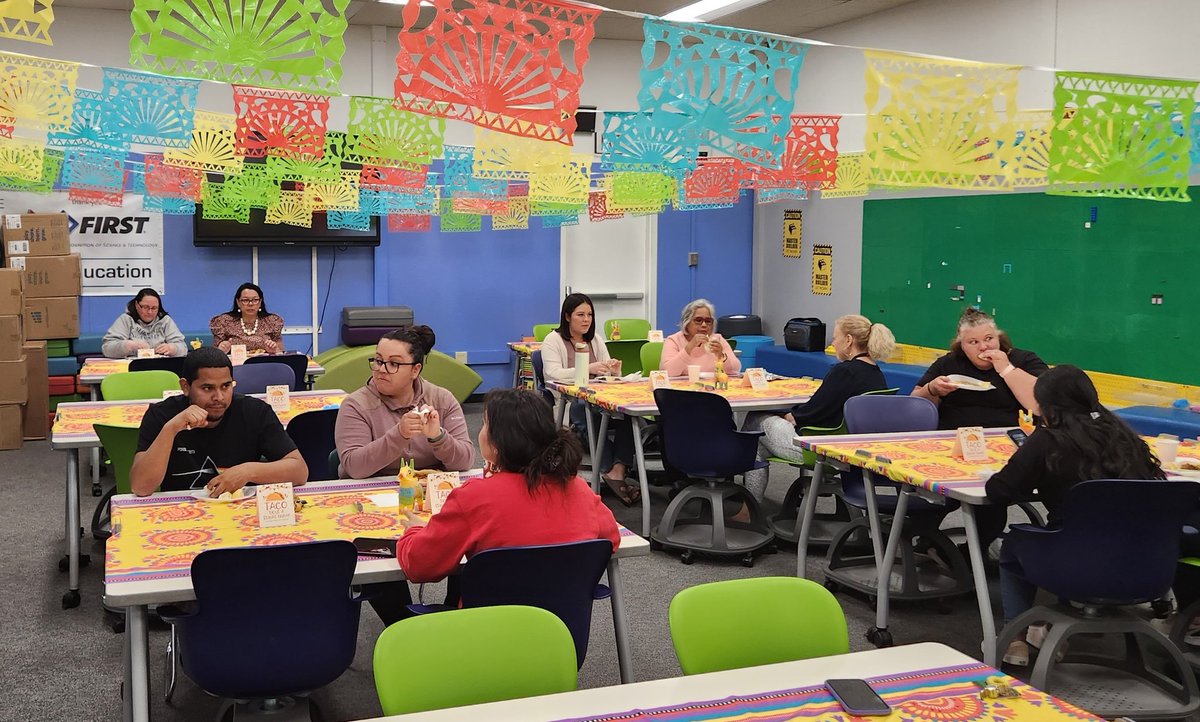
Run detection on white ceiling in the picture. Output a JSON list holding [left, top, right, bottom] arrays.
[[54, 0, 918, 40]]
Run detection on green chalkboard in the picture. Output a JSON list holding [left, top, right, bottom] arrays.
[[861, 190, 1197, 385]]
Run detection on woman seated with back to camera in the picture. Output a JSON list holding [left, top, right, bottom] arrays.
[[335, 325, 474, 479], [396, 388, 620, 583], [741, 315, 894, 502], [102, 288, 187, 358], [984, 365, 1164, 666], [660, 299, 741, 377]]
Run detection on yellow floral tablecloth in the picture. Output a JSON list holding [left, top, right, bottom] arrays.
[[561, 661, 1101, 722], [78, 356, 324, 381], [552, 377, 822, 414], [52, 391, 346, 444]]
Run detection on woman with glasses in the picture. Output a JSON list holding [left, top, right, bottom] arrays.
[[660, 299, 741, 377], [334, 325, 474, 479], [102, 288, 187, 358], [209, 282, 285, 354]]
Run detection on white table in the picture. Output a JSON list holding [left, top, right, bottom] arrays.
[[354, 643, 981, 721], [104, 477, 651, 722]]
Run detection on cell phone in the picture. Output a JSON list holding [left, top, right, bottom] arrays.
[[825, 679, 891, 716], [1006, 428, 1028, 448], [353, 537, 397, 557]]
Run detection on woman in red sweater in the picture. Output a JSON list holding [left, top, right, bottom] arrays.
[[396, 388, 621, 583]]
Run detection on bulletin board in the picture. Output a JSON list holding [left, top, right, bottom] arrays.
[[861, 190, 1197, 385]]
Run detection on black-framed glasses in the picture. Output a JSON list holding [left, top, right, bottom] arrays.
[[369, 357, 418, 374]]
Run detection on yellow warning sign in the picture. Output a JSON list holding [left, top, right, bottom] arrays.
[[782, 209, 802, 258], [812, 244, 832, 296]]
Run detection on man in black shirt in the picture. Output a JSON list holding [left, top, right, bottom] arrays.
[[130, 347, 308, 496]]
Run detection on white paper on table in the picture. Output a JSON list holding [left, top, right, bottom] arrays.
[[366, 492, 399, 507]]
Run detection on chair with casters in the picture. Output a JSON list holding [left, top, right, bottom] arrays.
[[244, 352, 309, 390], [603, 318, 650, 340], [129, 355, 186, 377], [286, 409, 338, 482], [650, 388, 775, 566], [530, 350, 554, 406], [532, 323, 558, 342], [327, 449, 340, 479], [374, 605, 578, 716], [231, 361, 295, 394], [669, 576, 848, 674], [407, 539, 614, 668], [640, 341, 663, 374], [100, 370, 180, 401], [823, 395, 972, 606], [995, 479, 1200, 720], [158, 540, 366, 719], [769, 388, 899, 546]]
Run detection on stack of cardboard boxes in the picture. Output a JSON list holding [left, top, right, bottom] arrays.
[[1, 213, 79, 450]]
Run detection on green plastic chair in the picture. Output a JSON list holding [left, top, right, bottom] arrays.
[[373, 605, 578, 715], [669, 577, 848, 675], [313, 347, 481, 402], [604, 318, 650, 340], [101, 370, 180, 401], [640, 341, 663, 373], [532, 323, 557, 342], [605, 339, 648, 376], [91, 424, 148, 539]]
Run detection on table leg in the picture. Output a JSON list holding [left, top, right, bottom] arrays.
[[63, 448, 82, 609], [90, 385, 101, 496], [862, 474, 886, 567], [511, 350, 520, 388], [629, 417, 651, 537], [584, 405, 599, 486], [870, 488, 910, 647], [607, 558, 634, 684], [591, 412, 610, 494], [553, 395, 566, 429], [795, 460, 827, 579], [962, 504, 998, 666], [126, 604, 150, 722]]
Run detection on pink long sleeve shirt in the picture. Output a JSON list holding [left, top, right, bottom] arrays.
[[660, 331, 742, 377], [335, 377, 475, 478]]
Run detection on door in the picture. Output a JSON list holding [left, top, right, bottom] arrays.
[[560, 215, 657, 329]]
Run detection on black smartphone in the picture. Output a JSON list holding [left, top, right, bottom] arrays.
[[1006, 428, 1028, 448], [353, 537, 397, 557], [826, 679, 891, 716]]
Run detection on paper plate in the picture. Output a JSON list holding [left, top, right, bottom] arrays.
[[947, 374, 995, 391], [1168, 457, 1200, 480], [192, 487, 257, 503]]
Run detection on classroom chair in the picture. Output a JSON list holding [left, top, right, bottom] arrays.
[[373, 605, 578, 716], [640, 341, 663, 373], [231, 361, 295, 394], [605, 338, 647, 376], [129, 355, 186, 377], [669, 577, 848, 675], [99, 370, 180, 401], [327, 449, 340, 479], [89, 425, 142, 546], [530, 350, 553, 406], [286, 409, 338, 482], [532, 323, 557, 342], [159, 540, 365, 719], [244, 352, 309, 390], [996, 479, 1200, 719], [603, 318, 651, 340], [650, 388, 775, 566]]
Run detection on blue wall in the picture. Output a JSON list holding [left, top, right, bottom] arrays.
[[77, 197, 755, 393]]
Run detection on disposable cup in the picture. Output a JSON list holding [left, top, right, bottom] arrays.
[[687, 365, 702, 385], [1156, 436, 1181, 465]]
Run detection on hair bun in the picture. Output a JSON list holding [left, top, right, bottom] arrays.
[[410, 324, 436, 353]]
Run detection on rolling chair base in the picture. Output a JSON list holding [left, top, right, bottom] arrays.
[[823, 519, 971, 602], [216, 696, 322, 722], [999, 603, 1199, 720], [651, 480, 775, 564]]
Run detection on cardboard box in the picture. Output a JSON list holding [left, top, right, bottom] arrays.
[[0, 356, 27, 404], [24, 296, 79, 340], [0, 404, 21, 450], [0, 268, 22, 316], [21, 340, 46, 439], [11, 253, 81, 298], [0, 314, 21, 361], [2, 213, 71, 259]]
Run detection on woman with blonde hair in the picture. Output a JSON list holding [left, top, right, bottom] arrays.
[[741, 314, 895, 502]]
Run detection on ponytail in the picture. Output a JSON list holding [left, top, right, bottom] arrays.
[[866, 322, 896, 361]]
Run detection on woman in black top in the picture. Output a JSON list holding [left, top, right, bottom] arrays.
[[987, 365, 1163, 665], [741, 315, 894, 502], [913, 308, 1048, 431]]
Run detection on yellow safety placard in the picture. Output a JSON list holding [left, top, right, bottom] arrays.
[[812, 244, 832, 295], [782, 209, 802, 258]]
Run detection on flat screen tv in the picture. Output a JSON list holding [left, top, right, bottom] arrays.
[[192, 206, 381, 247]]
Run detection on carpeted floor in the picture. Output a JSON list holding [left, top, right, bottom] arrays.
[[2, 401, 1041, 721]]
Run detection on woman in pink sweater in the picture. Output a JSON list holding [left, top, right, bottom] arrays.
[[660, 299, 741, 377]]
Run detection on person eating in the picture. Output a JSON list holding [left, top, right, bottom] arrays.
[[660, 299, 741, 377]]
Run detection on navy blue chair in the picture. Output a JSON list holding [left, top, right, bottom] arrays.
[[530, 350, 553, 406], [824, 395, 972, 603], [409, 539, 614, 668], [650, 388, 774, 565], [233, 361, 296, 394], [129, 355, 186, 377], [995, 479, 1200, 718], [159, 540, 365, 718], [286, 409, 338, 481], [245, 352, 310, 390]]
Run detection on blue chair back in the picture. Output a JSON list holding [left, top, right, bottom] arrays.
[[245, 353, 309, 390], [840, 395, 939, 509], [178, 540, 361, 699], [531, 350, 553, 406], [286, 409, 338, 481], [1016, 479, 1200, 605], [459, 539, 613, 667], [653, 388, 764, 479], [129, 355, 186, 377], [233, 362, 296, 394]]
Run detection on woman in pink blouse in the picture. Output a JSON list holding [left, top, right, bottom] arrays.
[[660, 299, 741, 377], [209, 282, 285, 354]]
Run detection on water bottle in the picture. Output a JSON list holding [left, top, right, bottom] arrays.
[[573, 342, 589, 387]]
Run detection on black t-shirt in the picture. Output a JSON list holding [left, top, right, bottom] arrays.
[[791, 358, 888, 430], [136, 394, 298, 491], [916, 347, 1049, 430]]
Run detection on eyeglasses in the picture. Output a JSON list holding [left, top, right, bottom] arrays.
[[692, 317, 714, 325], [369, 357, 418, 374], [136, 303, 160, 312], [238, 297, 261, 305]]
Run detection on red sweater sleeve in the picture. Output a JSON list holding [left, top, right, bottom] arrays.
[[394, 490, 476, 583]]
